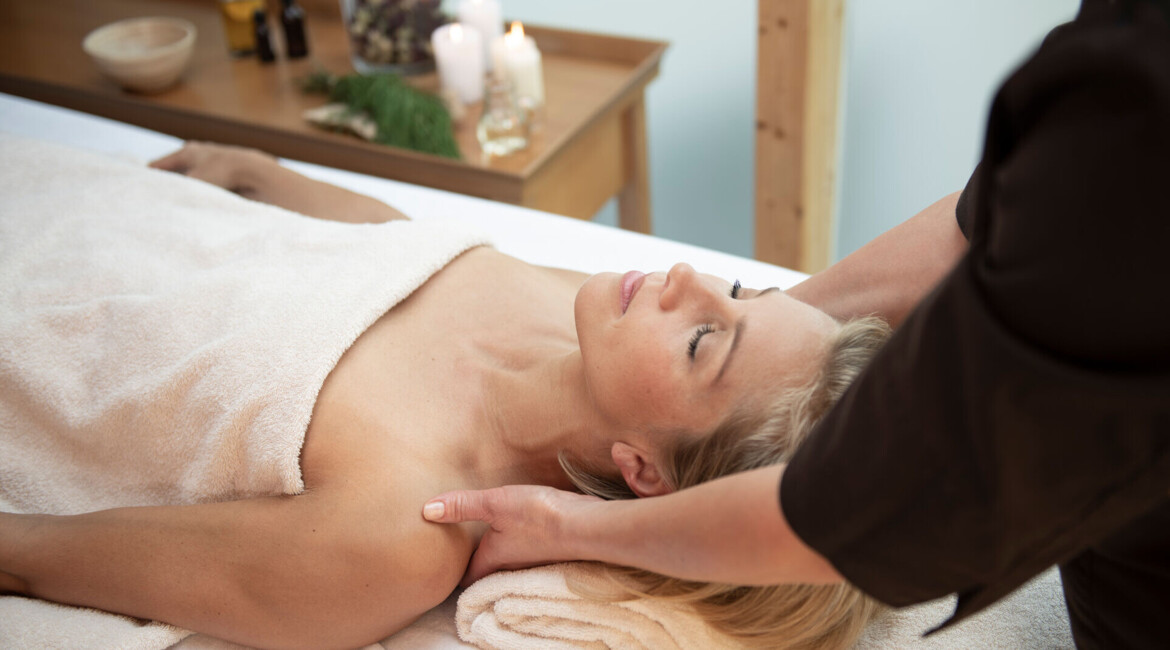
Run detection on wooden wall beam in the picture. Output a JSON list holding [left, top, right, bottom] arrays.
[[755, 0, 845, 273]]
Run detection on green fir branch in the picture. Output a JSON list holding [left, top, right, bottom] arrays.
[[301, 70, 461, 160]]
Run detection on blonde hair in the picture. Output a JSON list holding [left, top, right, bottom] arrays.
[[560, 316, 893, 649]]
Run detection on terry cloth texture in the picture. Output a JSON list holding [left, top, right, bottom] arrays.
[[456, 562, 743, 650], [0, 134, 488, 648]]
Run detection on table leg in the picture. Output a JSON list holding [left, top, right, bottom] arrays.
[[617, 96, 652, 234]]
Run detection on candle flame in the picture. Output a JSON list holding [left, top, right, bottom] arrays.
[[505, 21, 525, 47], [450, 23, 464, 43]]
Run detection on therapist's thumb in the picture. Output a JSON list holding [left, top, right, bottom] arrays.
[[422, 489, 494, 524]]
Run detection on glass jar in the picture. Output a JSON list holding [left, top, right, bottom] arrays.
[[477, 75, 529, 157], [338, 0, 446, 75]]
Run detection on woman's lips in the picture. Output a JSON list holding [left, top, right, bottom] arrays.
[[620, 271, 646, 314]]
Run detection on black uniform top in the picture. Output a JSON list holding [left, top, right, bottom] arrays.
[[780, 1, 1170, 647]]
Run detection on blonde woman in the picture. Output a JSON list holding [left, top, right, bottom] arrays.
[[0, 141, 889, 649], [423, 2, 1170, 648]]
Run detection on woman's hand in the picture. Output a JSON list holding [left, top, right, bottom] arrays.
[[151, 141, 410, 223], [423, 486, 603, 586], [150, 142, 279, 201]]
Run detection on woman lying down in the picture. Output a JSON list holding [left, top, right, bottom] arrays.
[[0, 136, 889, 649]]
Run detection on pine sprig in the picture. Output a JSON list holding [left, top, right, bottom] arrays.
[[302, 71, 461, 160]]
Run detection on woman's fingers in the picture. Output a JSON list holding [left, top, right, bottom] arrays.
[[147, 147, 190, 173], [147, 142, 253, 191]]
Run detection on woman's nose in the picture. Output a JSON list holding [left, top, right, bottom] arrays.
[[659, 263, 701, 311]]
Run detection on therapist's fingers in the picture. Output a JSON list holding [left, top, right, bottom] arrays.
[[461, 528, 532, 586], [422, 488, 499, 524], [423, 486, 605, 586]]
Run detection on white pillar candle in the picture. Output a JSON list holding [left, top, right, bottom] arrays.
[[456, 0, 502, 72], [431, 23, 484, 104], [491, 22, 544, 107]]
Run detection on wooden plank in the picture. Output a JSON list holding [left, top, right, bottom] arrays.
[[755, 0, 844, 273], [802, 0, 845, 272], [617, 96, 651, 234]]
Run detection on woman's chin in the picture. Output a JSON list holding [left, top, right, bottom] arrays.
[[573, 272, 621, 357]]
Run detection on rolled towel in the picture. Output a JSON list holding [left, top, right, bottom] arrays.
[[456, 563, 743, 650]]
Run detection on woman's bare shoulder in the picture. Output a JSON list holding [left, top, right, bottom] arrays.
[[290, 477, 479, 640]]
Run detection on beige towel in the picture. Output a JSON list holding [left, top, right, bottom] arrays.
[[0, 134, 488, 648], [456, 563, 744, 650], [854, 568, 1072, 648], [457, 563, 1072, 650]]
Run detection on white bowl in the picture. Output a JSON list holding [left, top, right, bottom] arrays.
[[83, 17, 197, 94]]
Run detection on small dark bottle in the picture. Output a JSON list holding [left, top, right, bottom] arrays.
[[253, 9, 276, 63], [280, 0, 309, 59]]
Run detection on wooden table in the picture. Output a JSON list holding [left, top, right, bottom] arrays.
[[0, 0, 666, 232]]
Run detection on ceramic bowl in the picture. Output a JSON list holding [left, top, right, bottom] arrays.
[[83, 17, 197, 94]]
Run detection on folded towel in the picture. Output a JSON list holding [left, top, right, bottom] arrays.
[[456, 563, 1072, 650], [456, 562, 743, 650], [0, 134, 488, 648]]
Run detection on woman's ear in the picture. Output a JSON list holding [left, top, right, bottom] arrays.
[[611, 442, 672, 497]]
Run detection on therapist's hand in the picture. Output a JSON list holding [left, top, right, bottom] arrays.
[[423, 486, 603, 586]]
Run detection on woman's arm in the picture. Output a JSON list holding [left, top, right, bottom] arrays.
[[787, 192, 967, 328], [424, 464, 841, 587], [150, 142, 411, 224], [1, 493, 466, 649]]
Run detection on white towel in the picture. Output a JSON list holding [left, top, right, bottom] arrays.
[[456, 563, 744, 650], [0, 134, 488, 648], [854, 568, 1073, 649], [456, 563, 1073, 650]]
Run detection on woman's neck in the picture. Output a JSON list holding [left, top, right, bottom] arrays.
[[466, 344, 612, 492]]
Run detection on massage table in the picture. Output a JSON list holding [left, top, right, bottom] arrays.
[[0, 92, 1072, 649]]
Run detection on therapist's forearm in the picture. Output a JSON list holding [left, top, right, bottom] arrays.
[[788, 192, 966, 328], [570, 465, 842, 586]]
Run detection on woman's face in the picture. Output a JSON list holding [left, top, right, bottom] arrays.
[[574, 263, 840, 439]]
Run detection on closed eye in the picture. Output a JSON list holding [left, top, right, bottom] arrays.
[[688, 324, 714, 359], [730, 279, 741, 299]]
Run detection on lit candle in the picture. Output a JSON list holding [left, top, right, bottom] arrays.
[[456, 0, 502, 72], [431, 23, 484, 104], [491, 22, 544, 107]]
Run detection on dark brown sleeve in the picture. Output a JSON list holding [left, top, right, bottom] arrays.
[[953, 165, 980, 241], [781, 2, 1170, 627]]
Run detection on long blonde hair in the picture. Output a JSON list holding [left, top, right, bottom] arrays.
[[560, 316, 893, 649]]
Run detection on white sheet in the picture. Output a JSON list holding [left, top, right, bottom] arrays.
[[0, 93, 1072, 649]]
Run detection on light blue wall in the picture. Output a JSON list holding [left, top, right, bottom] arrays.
[[456, 1, 1079, 265], [835, 0, 1079, 260]]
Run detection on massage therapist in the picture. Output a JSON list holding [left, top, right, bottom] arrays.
[[423, 1, 1170, 647]]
